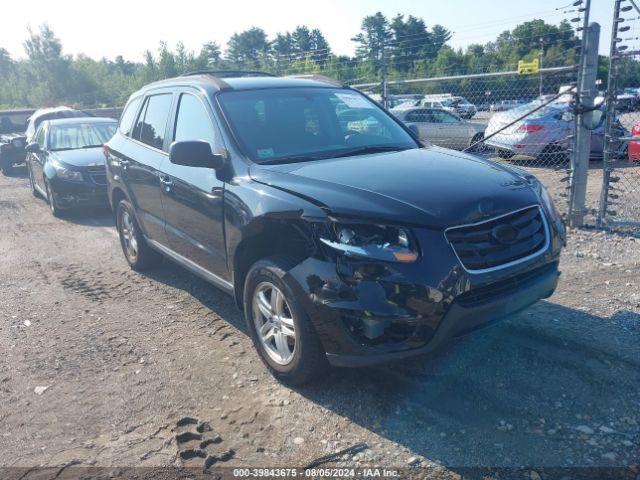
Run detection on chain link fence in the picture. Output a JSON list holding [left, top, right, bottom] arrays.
[[353, 66, 581, 216], [598, 0, 640, 232]]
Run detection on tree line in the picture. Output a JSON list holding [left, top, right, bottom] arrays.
[[0, 12, 635, 109]]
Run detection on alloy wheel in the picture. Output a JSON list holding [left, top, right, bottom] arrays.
[[45, 181, 58, 215], [120, 209, 139, 261], [252, 282, 297, 365]]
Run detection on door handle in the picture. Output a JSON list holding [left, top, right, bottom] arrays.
[[159, 175, 173, 191]]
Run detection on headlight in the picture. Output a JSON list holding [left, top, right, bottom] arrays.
[[320, 222, 419, 263], [50, 159, 83, 182], [515, 169, 561, 221], [539, 183, 560, 219]]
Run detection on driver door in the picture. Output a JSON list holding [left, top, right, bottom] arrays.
[[159, 91, 228, 280], [29, 125, 48, 192]]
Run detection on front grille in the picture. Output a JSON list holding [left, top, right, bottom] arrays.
[[446, 206, 548, 272]]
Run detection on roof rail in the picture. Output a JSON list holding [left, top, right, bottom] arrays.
[[182, 70, 276, 78], [285, 74, 343, 87]]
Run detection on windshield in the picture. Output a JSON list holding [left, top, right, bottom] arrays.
[[218, 88, 418, 164], [49, 122, 116, 151]]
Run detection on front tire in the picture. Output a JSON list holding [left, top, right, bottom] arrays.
[[0, 157, 12, 176], [44, 179, 64, 217], [468, 133, 487, 153], [243, 256, 328, 385], [116, 199, 161, 271], [28, 164, 41, 198]]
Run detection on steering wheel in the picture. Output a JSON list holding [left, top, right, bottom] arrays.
[[344, 129, 361, 143]]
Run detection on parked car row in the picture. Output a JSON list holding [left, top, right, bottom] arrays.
[[16, 72, 567, 385], [485, 100, 630, 162], [0, 107, 95, 175], [385, 92, 632, 164], [26, 117, 117, 215]]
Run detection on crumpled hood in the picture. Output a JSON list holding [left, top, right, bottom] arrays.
[[249, 147, 540, 229], [52, 148, 106, 168]]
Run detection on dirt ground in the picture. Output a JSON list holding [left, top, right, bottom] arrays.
[[0, 163, 639, 479]]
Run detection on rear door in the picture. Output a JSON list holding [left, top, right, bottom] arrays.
[[124, 92, 174, 243], [159, 90, 228, 279], [430, 109, 468, 150]]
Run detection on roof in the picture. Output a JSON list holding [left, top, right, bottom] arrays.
[[44, 117, 117, 127], [138, 73, 343, 96], [29, 106, 76, 121]]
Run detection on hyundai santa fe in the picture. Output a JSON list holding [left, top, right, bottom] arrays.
[[104, 72, 566, 385]]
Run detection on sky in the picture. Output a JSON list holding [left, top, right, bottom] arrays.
[[0, 0, 616, 62]]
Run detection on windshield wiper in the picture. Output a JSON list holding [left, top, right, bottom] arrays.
[[258, 153, 331, 165], [257, 145, 409, 165], [331, 145, 408, 158]]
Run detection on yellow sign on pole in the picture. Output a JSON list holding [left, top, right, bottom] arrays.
[[518, 59, 540, 75]]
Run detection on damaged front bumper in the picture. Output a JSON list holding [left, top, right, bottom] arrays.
[[286, 224, 563, 367]]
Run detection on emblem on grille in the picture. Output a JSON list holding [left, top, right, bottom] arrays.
[[491, 224, 519, 245]]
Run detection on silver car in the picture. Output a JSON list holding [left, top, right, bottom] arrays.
[[485, 101, 629, 161], [391, 106, 486, 151]]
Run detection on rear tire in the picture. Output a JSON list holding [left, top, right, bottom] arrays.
[[539, 143, 568, 164], [243, 256, 328, 385], [116, 199, 161, 271]]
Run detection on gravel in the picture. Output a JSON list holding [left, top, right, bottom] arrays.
[[0, 166, 638, 475]]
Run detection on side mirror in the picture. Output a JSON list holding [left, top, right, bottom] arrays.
[[169, 141, 224, 169], [25, 142, 41, 153]]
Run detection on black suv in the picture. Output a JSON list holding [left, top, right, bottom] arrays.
[[105, 72, 566, 384]]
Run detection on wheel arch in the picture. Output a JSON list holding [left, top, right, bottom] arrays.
[[231, 217, 316, 309], [110, 187, 129, 218]]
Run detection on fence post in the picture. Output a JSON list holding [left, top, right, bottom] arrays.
[[597, 0, 624, 228], [568, 22, 600, 228]]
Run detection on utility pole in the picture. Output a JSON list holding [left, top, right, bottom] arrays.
[[539, 37, 544, 97], [598, 0, 623, 227], [568, 22, 600, 228]]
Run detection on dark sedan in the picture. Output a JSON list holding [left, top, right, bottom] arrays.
[[26, 117, 117, 216]]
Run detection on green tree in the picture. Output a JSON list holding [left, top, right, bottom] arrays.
[[352, 12, 392, 74], [199, 42, 222, 68], [226, 27, 271, 69], [23, 24, 72, 106], [389, 15, 429, 72]]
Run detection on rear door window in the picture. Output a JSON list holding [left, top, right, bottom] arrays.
[[133, 94, 173, 150], [119, 97, 142, 136]]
